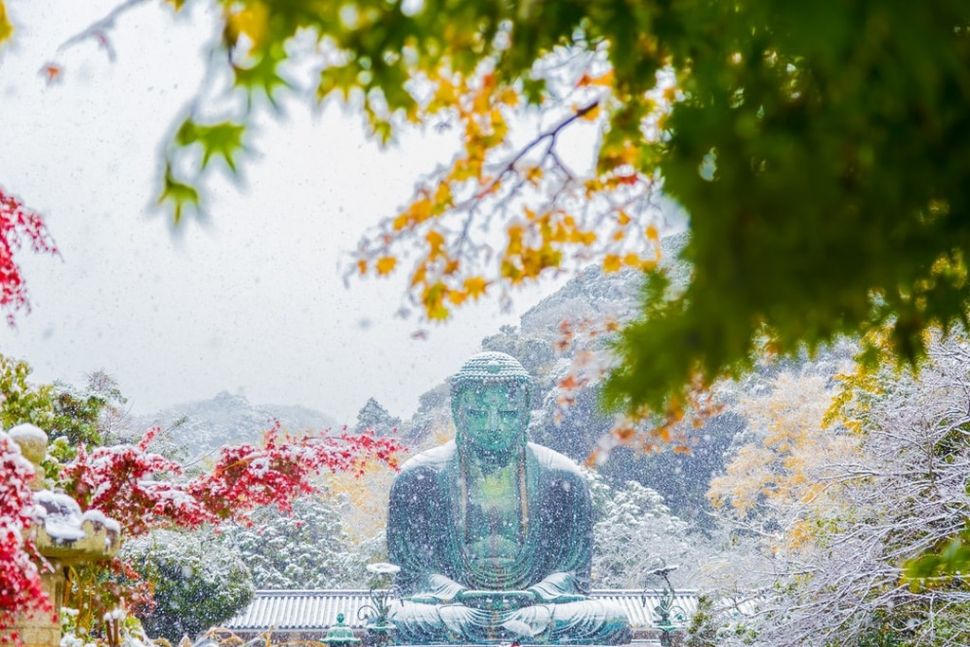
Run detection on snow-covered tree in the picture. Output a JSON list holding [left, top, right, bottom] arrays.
[[589, 472, 696, 588], [709, 335, 970, 646], [122, 529, 253, 644], [221, 493, 375, 589], [354, 398, 401, 437], [708, 372, 859, 549]]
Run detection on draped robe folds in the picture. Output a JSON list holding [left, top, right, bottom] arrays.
[[387, 441, 632, 644]]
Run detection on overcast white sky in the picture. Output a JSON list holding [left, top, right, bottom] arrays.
[[0, 1, 588, 423]]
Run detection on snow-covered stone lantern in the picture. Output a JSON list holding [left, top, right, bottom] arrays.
[[9, 424, 121, 647]]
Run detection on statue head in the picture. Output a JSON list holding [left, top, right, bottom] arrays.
[[450, 352, 533, 459]]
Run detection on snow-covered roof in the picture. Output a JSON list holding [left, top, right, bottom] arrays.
[[224, 589, 703, 634]]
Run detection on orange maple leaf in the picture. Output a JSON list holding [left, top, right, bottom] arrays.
[[41, 62, 63, 84], [559, 375, 579, 390], [375, 256, 397, 276]]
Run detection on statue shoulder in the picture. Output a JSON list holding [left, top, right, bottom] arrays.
[[526, 442, 587, 481], [396, 440, 456, 477]]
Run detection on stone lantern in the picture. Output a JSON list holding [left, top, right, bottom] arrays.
[[323, 613, 361, 646], [9, 424, 121, 647]]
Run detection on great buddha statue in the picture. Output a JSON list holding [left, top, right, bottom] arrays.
[[387, 352, 631, 644]]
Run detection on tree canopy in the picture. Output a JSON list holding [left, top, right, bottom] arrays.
[[3, 1, 970, 430]]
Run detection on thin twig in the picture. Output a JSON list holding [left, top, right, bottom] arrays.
[[57, 0, 150, 57]]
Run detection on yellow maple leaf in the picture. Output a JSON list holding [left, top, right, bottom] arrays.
[[422, 282, 450, 320], [432, 78, 457, 108], [498, 87, 519, 107], [506, 224, 524, 254], [603, 254, 622, 273], [426, 229, 445, 255], [410, 262, 427, 288], [433, 182, 452, 212], [392, 212, 409, 231], [500, 259, 522, 283], [464, 276, 488, 299], [375, 256, 397, 275], [226, 2, 269, 49], [428, 304, 450, 320], [0, 1, 12, 45], [410, 197, 433, 224], [580, 103, 601, 121]]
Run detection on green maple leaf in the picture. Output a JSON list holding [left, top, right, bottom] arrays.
[[158, 165, 199, 225], [176, 119, 246, 172], [234, 45, 289, 107]]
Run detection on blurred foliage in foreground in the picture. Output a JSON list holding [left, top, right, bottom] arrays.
[[14, 0, 970, 435]]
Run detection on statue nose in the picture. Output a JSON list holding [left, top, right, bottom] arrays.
[[487, 408, 499, 428]]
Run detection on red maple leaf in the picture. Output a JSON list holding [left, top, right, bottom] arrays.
[[0, 187, 57, 323]]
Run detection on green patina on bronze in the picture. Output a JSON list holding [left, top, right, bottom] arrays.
[[387, 352, 632, 644], [324, 613, 361, 645]]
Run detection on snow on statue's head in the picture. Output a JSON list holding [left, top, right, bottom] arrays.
[[450, 352, 533, 458]]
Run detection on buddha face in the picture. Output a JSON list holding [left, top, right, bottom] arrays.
[[454, 382, 530, 455]]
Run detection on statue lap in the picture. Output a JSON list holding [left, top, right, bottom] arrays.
[[391, 598, 631, 644]]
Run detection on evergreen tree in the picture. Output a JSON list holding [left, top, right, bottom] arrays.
[[123, 530, 254, 644], [221, 493, 373, 589], [354, 398, 401, 437]]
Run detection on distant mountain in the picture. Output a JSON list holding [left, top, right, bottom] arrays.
[[134, 391, 337, 459]]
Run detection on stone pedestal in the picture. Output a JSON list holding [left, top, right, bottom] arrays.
[[13, 568, 66, 647]]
